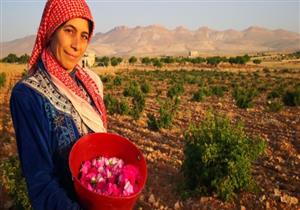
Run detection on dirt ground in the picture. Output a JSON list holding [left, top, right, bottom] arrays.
[[0, 61, 299, 210]]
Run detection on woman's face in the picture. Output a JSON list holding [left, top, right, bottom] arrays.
[[50, 18, 90, 71]]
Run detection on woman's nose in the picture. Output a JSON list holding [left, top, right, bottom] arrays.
[[71, 35, 81, 51]]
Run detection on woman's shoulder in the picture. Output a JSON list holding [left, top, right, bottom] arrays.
[[10, 80, 46, 115], [11, 68, 51, 106], [12, 78, 37, 96], [12, 68, 55, 99], [12, 71, 41, 93]]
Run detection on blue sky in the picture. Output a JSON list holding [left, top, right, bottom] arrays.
[[1, 0, 299, 42]]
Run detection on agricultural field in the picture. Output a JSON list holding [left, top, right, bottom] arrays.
[[0, 60, 299, 210]]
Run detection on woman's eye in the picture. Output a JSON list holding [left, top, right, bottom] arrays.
[[82, 35, 89, 40], [64, 28, 74, 34]]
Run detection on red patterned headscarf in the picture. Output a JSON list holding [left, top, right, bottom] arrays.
[[29, 0, 94, 68], [29, 0, 107, 129]]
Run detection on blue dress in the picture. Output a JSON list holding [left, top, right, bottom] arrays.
[[10, 60, 95, 210]]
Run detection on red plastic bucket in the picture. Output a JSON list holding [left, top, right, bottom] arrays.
[[69, 132, 147, 210]]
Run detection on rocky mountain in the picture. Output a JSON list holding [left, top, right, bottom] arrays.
[[1, 25, 299, 58]]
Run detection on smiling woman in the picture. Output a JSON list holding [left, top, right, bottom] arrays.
[[50, 18, 90, 71], [9, 0, 107, 210]]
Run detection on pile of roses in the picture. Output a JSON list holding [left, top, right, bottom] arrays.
[[79, 156, 140, 196]]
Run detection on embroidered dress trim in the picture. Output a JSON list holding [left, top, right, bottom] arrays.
[[22, 69, 89, 135]]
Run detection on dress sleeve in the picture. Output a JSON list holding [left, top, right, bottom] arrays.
[[10, 83, 83, 210]]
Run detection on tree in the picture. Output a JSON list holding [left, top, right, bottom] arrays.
[[228, 57, 236, 65], [116, 57, 123, 64], [228, 55, 250, 65], [18, 54, 30, 64], [2, 53, 18, 63], [128, 56, 137, 64], [175, 57, 187, 64], [160, 56, 175, 64], [141, 57, 151, 65], [235, 56, 246, 64], [206, 56, 222, 66], [110, 57, 122, 67], [96, 56, 109, 67], [243, 54, 250, 62], [111, 57, 119, 66], [253, 59, 261, 64], [190, 57, 206, 64], [293, 51, 300, 58], [151, 58, 163, 68]]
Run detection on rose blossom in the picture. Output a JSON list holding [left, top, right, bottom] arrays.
[[79, 156, 140, 197]]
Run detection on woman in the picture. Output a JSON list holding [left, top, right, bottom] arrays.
[[10, 0, 107, 209]]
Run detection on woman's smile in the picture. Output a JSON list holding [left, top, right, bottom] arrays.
[[64, 50, 79, 60]]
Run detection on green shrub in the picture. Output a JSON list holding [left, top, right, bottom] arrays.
[[147, 114, 160, 131], [104, 94, 118, 114], [140, 81, 150, 94], [0, 156, 32, 209], [211, 85, 226, 97], [267, 99, 284, 112], [130, 91, 145, 120], [159, 97, 180, 128], [123, 80, 147, 120], [167, 83, 184, 99], [121, 102, 129, 115], [0, 107, 12, 143], [257, 84, 268, 93], [147, 98, 180, 131], [233, 87, 258, 108], [100, 75, 112, 83], [123, 81, 140, 97], [183, 75, 197, 84], [282, 87, 300, 106], [0, 72, 6, 87], [192, 86, 211, 102], [104, 94, 129, 115], [113, 76, 122, 86], [267, 86, 285, 99], [192, 89, 206, 102], [181, 112, 265, 201]]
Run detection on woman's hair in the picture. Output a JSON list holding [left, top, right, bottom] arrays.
[[88, 20, 93, 36]]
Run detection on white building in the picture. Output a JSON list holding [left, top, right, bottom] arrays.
[[188, 51, 199, 58], [79, 51, 96, 68]]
